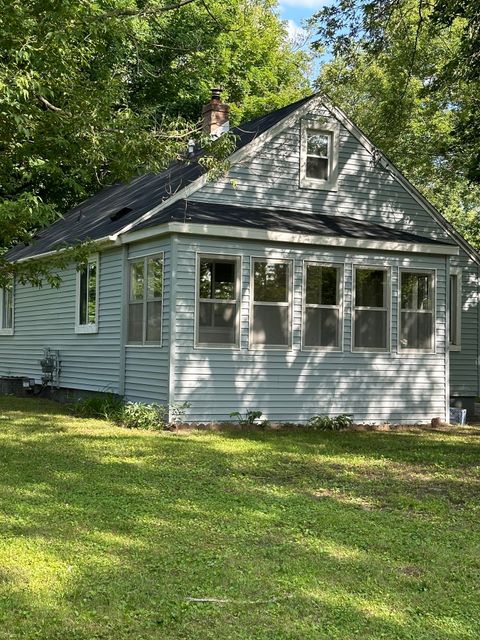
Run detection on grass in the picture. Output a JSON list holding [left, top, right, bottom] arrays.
[[0, 397, 479, 640]]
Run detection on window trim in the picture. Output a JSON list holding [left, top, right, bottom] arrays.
[[301, 260, 344, 352], [194, 252, 242, 349], [0, 278, 14, 336], [352, 265, 391, 353], [397, 268, 436, 354], [249, 257, 293, 351], [299, 119, 339, 191], [449, 266, 462, 352], [75, 254, 99, 334], [126, 252, 164, 346]]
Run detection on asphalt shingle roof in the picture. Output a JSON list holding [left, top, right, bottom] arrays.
[[7, 95, 314, 261], [132, 199, 454, 246], [6, 94, 456, 259]]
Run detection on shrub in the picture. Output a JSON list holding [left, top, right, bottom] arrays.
[[307, 414, 353, 431], [121, 401, 190, 430], [121, 402, 167, 430], [72, 393, 123, 421]]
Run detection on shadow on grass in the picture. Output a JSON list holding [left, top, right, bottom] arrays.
[[0, 400, 479, 639]]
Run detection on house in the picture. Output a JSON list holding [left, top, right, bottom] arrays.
[[1, 92, 478, 424]]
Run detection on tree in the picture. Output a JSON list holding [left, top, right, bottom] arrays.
[[311, 0, 480, 247], [311, 0, 479, 184], [0, 0, 309, 285]]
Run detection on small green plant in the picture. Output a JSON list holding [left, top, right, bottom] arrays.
[[307, 414, 353, 431], [72, 393, 123, 421], [121, 402, 168, 430], [121, 401, 190, 430], [169, 401, 190, 425], [121, 402, 168, 429], [229, 409, 265, 426]]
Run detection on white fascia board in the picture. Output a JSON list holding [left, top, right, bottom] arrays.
[[322, 98, 480, 265], [119, 221, 459, 255]]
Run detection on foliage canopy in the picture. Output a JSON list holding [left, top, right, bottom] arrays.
[[311, 0, 480, 247], [0, 0, 309, 284]]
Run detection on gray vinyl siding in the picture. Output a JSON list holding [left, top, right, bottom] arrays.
[[450, 249, 480, 397], [192, 103, 451, 242], [192, 102, 478, 402], [123, 237, 171, 405], [0, 248, 123, 392], [171, 235, 447, 424]]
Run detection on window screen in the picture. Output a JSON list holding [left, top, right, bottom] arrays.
[[306, 131, 329, 180], [400, 271, 434, 350], [304, 264, 341, 348], [78, 260, 97, 326], [449, 272, 461, 348], [0, 282, 13, 331], [76, 257, 98, 332], [353, 268, 389, 350], [251, 260, 291, 347], [128, 255, 163, 344], [197, 257, 239, 346]]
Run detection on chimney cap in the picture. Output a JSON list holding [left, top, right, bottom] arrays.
[[211, 87, 222, 101]]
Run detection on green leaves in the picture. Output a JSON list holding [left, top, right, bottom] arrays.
[[313, 0, 480, 246], [1, 0, 309, 284]]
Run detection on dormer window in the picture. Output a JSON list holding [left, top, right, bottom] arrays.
[[300, 120, 339, 191]]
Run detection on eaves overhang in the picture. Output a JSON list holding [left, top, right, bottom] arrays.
[[115, 221, 459, 255]]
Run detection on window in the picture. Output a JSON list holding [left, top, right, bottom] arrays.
[[449, 268, 461, 351], [399, 271, 435, 351], [75, 256, 98, 333], [196, 256, 240, 347], [0, 279, 14, 335], [128, 254, 163, 344], [251, 259, 291, 348], [353, 267, 390, 351], [300, 120, 339, 190], [303, 263, 342, 349]]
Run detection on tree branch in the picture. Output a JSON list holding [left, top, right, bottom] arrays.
[[38, 96, 63, 112], [90, 0, 198, 21]]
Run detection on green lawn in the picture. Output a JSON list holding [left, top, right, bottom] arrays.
[[0, 398, 479, 640]]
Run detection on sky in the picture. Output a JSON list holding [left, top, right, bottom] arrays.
[[277, 0, 331, 81]]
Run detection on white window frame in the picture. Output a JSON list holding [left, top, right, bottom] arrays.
[[126, 252, 164, 346], [0, 278, 14, 336], [194, 253, 242, 349], [75, 254, 99, 334], [300, 119, 339, 191], [302, 261, 344, 351], [398, 268, 436, 354], [250, 257, 293, 350], [352, 265, 391, 353], [449, 266, 462, 351]]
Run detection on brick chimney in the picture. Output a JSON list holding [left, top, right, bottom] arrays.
[[202, 88, 229, 139]]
